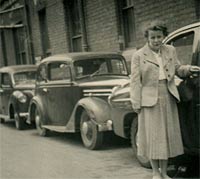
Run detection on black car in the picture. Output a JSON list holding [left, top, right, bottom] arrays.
[[0, 65, 37, 130]]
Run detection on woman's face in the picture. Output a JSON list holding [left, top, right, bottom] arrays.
[[147, 30, 164, 52]]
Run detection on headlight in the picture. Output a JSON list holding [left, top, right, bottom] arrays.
[[13, 91, 27, 103], [18, 93, 27, 103]]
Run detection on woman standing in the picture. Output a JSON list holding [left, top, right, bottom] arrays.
[[130, 21, 200, 179]]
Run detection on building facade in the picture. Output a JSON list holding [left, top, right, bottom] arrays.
[[0, 0, 199, 67], [0, 0, 35, 66]]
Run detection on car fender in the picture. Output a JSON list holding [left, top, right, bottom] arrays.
[[28, 96, 46, 123], [9, 90, 34, 113], [67, 97, 111, 132]]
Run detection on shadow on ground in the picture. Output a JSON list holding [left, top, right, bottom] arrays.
[[168, 155, 199, 179]]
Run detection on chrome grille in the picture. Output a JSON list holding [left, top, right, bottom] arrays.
[[83, 89, 112, 97]]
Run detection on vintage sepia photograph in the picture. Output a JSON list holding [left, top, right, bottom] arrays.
[[0, 0, 200, 179]]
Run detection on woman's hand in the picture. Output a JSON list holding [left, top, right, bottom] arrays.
[[189, 66, 200, 77]]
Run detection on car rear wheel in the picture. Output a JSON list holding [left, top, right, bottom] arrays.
[[35, 106, 49, 137], [14, 111, 25, 130], [80, 110, 103, 150], [131, 117, 151, 168]]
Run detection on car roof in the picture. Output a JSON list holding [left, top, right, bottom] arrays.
[[41, 52, 122, 64], [0, 65, 37, 73], [165, 22, 200, 40]]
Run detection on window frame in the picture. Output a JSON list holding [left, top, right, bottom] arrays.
[[165, 29, 196, 65], [118, 0, 136, 49], [1, 73, 12, 88], [47, 62, 72, 83], [64, 0, 83, 52]]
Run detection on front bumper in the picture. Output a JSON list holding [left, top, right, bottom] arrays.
[[19, 112, 29, 118], [98, 120, 113, 131]]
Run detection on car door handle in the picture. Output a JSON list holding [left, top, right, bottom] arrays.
[[42, 88, 49, 93]]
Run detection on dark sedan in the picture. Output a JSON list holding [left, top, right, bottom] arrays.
[[28, 52, 129, 150], [0, 65, 37, 130]]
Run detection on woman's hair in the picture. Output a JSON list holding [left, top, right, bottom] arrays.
[[144, 20, 168, 38]]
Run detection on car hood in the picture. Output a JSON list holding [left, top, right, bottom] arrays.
[[109, 77, 182, 109], [79, 78, 129, 87], [78, 76, 129, 98]]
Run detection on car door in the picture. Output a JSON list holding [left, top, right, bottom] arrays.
[[166, 27, 200, 152], [0, 73, 13, 116], [35, 63, 49, 124], [45, 61, 75, 126]]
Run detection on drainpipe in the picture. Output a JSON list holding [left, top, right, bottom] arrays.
[[78, 0, 89, 52], [23, 0, 34, 64]]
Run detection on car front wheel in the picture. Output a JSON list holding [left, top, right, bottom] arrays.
[[80, 110, 103, 150], [131, 117, 151, 168], [35, 106, 49, 137]]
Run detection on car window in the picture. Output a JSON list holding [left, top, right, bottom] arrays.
[[74, 58, 128, 78], [48, 62, 71, 81], [2, 73, 11, 86], [110, 59, 127, 74], [167, 31, 194, 65], [37, 64, 47, 83], [14, 71, 36, 85]]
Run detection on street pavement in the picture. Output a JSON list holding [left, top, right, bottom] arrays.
[[0, 121, 199, 179]]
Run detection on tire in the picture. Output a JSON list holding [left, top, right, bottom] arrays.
[[80, 110, 103, 150], [34, 106, 49, 137], [131, 117, 151, 168], [14, 111, 25, 130], [0, 118, 5, 123]]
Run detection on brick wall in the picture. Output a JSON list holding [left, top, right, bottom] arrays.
[[134, 0, 198, 48], [29, 0, 69, 61], [46, 0, 69, 54], [85, 0, 120, 52], [29, 0, 198, 63]]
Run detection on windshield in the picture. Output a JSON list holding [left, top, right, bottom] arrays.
[[74, 58, 128, 79], [14, 71, 36, 85]]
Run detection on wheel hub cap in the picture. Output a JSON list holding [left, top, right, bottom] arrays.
[[82, 122, 89, 135]]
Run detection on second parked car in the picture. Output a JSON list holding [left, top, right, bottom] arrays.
[[28, 52, 129, 149]]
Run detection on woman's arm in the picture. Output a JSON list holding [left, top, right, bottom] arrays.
[[130, 52, 142, 111]]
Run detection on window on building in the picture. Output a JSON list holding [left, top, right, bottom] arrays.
[[0, 30, 8, 66], [13, 27, 26, 65], [168, 31, 194, 65], [64, 0, 82, 52], [38, 8, 51, 57], [120, 0, 136, 48]]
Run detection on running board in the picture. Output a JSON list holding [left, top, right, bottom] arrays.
[[42, 125, 75, 133]]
